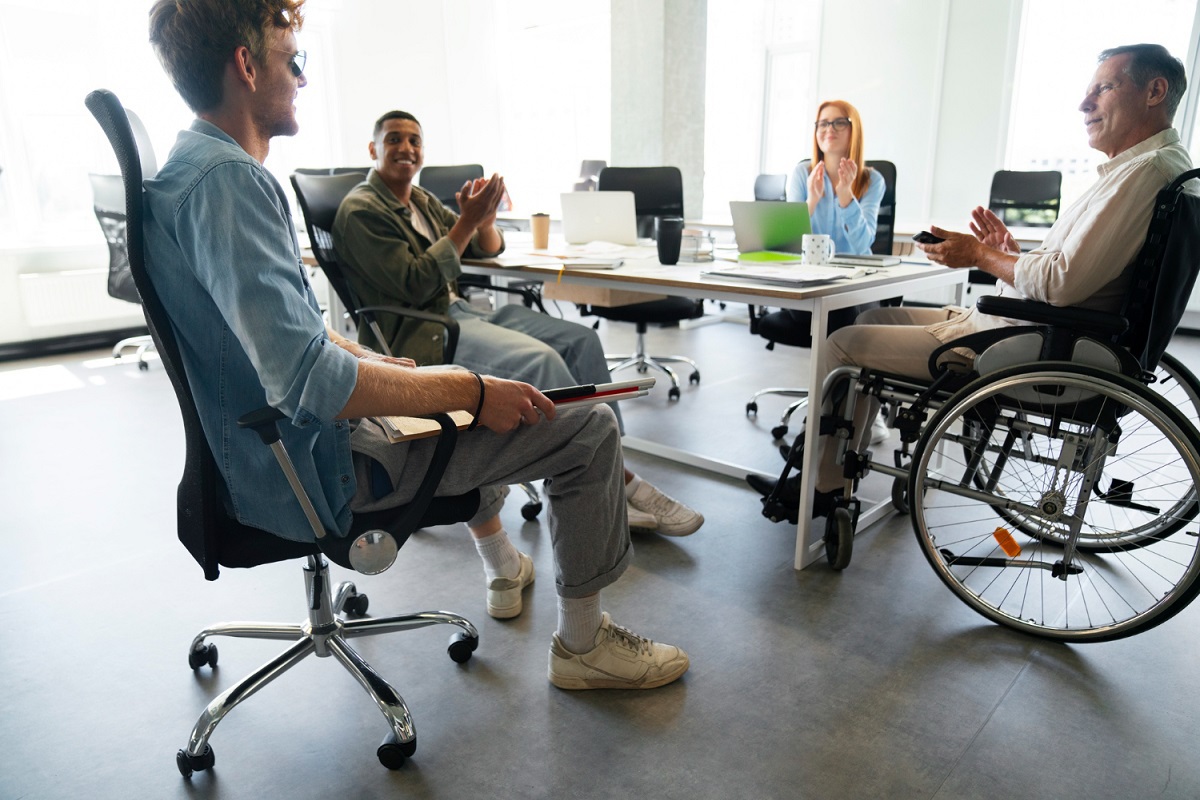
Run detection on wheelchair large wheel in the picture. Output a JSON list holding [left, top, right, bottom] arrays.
[[960, 359, 1200, 552], [909, 363, 1200, 642]]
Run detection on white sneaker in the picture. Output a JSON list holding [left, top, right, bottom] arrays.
[[628, 481, 704, 536], [548, 612, 689, 690], [870, 411, 890, 446], [627, 502, 659, 533], [486, 552, 535, 619]]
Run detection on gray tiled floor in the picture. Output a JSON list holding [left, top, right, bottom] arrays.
[[4, 310, 1200, 799]]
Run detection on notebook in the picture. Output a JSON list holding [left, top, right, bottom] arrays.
[[729, 200, 811, 254], [560, 191, 639, 245]]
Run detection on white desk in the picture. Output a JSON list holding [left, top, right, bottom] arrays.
[[461, 253, 968, 569]]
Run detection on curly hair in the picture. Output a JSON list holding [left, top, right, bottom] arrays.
[[149, 0, 305, 113]]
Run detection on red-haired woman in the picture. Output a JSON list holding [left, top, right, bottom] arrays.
[[785, 100, 885, 255]]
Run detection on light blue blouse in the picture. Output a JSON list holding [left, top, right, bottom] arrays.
[[785, 163, 886, 255]]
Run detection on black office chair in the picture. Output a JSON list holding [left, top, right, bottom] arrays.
[[87, 88, 483, 777], [88, 107, 159, 369], [418, 164, 484, 213], [753, 173, 787, 201], [294, 166, 371, 177], [966, 169, 1063, 289], [583, 166, 702, 401], [745, 160, 898, 436], [291, 171, 543, 520]]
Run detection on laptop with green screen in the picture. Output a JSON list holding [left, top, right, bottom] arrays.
[[729, 200, 811, 255]]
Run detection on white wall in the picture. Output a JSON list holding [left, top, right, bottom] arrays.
[[812, 0, 1021, 233]]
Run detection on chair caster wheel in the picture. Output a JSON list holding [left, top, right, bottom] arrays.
[[188, 643, 218, 670], [448, 631, 479, 663], [521, 501, 542, 521], [824, 507, 854, 570], [771, 425, 789, 440], [344, 592, 370, 616], [689, 371, 700, 385], [176, 745, 214, 778], [746, 402, 758, 416], [138, 361, 149, 372], [668, 387, 681, 401], [378, 732, 416, 769]]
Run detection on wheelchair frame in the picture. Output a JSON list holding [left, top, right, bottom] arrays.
[[770, 340, 1200, 643]]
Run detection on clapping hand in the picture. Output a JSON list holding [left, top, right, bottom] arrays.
[[834, 157, 857, 207], [456, 173, 506, 230], [968, 206, 1020, 255]]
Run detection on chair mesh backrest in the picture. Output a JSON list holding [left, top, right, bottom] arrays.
[[86, 88, 227, 579], [1118, 168, 1200, 371], [289, 171, 369, 324], [418, 164, 484, 212], [989, 170, 1062, 227], [89, 173, 141, 305]]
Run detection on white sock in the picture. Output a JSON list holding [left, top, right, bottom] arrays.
[[473, 530, 521, 582], [624, 473, 643, 501], [556, 594, 603, 654]]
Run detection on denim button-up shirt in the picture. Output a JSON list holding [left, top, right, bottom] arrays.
[[144, 120, 360, 542]]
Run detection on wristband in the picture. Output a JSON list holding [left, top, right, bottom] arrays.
[[467, 371, 485, 431]]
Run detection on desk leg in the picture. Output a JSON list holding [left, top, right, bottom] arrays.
[[794, 297, 830, 570]]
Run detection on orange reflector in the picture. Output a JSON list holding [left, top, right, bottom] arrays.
[[993, 527, 1022, 557]]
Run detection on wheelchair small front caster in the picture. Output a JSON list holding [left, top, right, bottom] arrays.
[[378, 731, 416, 769], [521, 500, 542, 520], [187, 643, 218, 670], [448, 630, 479, 663], [343, 591, 370, 616], [176, 745, 214, 778], [824, 507, 854, 570]]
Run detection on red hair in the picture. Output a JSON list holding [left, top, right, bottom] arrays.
[[811, 99, 870, 200]]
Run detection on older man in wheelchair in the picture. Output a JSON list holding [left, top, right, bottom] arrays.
[[748, 44, 1200, 642]]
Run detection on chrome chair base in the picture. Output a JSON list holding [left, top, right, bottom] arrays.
[[179, 554, 477, 775], [745, 387, 809, 438], [605, 331, 700, 400], [112, 333, 156, 371]]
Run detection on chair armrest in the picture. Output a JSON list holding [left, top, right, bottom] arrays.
[[356, 304, 460, 362], [976, 295, 1128, 337]]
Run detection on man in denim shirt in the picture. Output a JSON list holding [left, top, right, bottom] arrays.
[[143, 0, 688, 692]]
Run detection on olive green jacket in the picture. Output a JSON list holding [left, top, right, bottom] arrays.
[[331, 169, 503, 365]]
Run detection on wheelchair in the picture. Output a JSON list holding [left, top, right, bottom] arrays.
[[761, 167, 1200, 643]]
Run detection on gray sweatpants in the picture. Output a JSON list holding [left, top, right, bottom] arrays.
[[349, 402, 631, 599]]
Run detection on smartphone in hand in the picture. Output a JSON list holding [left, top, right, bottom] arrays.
[[912, 230, 945, 245]]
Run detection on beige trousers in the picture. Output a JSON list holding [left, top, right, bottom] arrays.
[[814, 306, 973, 490]]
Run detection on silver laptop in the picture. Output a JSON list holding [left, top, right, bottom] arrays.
[[560, 191, 639, 245], [729, 200, 811, 254]]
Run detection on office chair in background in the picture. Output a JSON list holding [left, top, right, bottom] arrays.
[[290, 171, 544, 520], [582, 165, 702, 401], [966, 169, 1063, 290], [753, 173, 787, 201], [745, 160, 898, 437], [573, 159, 607, 192], [87, 88, 484, 778]]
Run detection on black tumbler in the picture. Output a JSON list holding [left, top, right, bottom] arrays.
[[655, 216, 684, 265]]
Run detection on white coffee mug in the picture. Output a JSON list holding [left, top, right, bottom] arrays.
[[802, 234, 835, 266]]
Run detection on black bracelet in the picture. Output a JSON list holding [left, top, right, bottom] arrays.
[[467, 371, 485, 431]]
